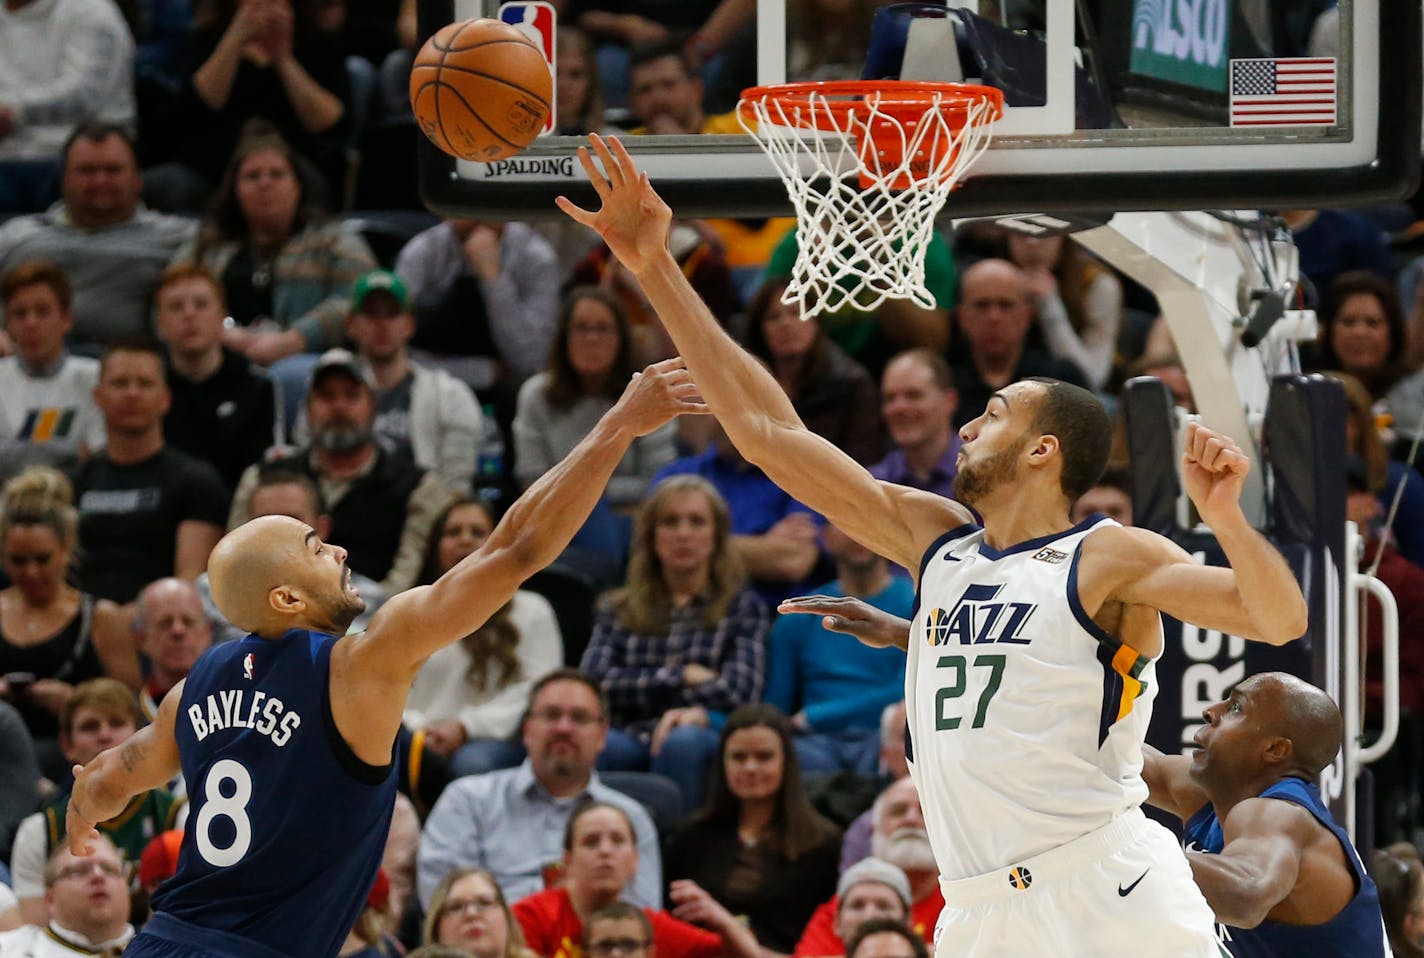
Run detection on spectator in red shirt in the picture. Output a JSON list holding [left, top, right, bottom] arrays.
[[513, 801, 760, 958]]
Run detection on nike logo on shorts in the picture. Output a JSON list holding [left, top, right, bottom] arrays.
[[1118, 870, 1149, 897]]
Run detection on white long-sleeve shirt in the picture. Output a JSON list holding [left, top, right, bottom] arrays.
[[403, 590, 563, 740], [0, 0, 135, 161]]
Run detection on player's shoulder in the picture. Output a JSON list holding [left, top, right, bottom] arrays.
[[1221, 792, 1319, 843], [1080, 522, 1184, 563]]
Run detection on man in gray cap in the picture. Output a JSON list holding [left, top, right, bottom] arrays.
[[293, 269, 485, 493], [227, 347, 454, 595], [833, 859, 913, 948]]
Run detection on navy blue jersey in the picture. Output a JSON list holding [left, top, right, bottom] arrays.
[[147, 629, 396, 958], [1185, 777, 1389, 958]]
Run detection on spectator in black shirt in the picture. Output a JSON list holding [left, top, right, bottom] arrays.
[[949, 259, 1089, 427], [157, 262, 283, 492], [71, 337, 230, 605]]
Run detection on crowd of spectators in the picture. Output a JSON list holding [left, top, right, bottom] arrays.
[[4, 0, 1424, 955]]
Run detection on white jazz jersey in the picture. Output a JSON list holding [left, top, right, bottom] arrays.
[[906, 515, 1157, 881]]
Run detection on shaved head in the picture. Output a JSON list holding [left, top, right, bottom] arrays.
[[1254, 672, 1343, 776], [208, 515, 362, 638]]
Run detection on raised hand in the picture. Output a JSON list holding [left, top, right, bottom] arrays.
[[610, 356, 709, 436], [1181, 422, 1250, 528], [557, 134, 673, 277], [776, 594, 912, 650]]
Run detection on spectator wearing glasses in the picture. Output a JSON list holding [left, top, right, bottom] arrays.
[[584, 902, 655, 958], [417, 670, 663, 910], [424, 867, 537, 958], [0, 835, 135, 956]]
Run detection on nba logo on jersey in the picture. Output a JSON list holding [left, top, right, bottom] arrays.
[[242, 653, 254, 680], [499, 1, 557, 134]]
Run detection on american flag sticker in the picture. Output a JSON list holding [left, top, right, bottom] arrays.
[[1229, 58, 1337, 127]]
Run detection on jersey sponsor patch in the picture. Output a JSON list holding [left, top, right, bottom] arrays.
[[1032, 546, 1069, 564]]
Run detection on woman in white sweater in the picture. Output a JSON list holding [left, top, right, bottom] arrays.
[[404, 498, 563, 776]]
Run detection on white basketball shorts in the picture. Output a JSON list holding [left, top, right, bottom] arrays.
[[933, 809, 1228, 958]]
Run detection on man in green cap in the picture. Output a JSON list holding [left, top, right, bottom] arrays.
[[296, 269, 485, 493]]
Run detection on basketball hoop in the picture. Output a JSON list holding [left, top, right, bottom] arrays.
[[738, 81, 1003, 318]]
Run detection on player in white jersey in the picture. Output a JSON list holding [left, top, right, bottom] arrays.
[[559, 134, 1308, 957]]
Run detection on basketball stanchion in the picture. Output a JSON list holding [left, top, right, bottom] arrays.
[[738, 81, 1003, 318]]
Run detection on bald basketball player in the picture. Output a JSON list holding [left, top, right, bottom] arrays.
[[1144, 672, 1389, 957], [773, 600, 1387, 957], [63, 358, 707, 958]]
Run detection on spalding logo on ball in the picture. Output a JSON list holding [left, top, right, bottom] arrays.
[[409, 18, 553, 162]]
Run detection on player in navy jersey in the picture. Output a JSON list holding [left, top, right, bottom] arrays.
[[61, 357, 707, 958], [1143, 672, 1390, 957], [559, 135, 1310, 956]]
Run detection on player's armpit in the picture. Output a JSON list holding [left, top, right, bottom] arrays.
[[1078, 526, 1289, 642]]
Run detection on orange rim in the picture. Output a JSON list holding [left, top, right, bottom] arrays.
[[738, 80, 1004, 141]]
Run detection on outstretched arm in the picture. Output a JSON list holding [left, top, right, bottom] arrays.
[[776, 594, 913, 651], [558, 135, 970, 576], [1187, 798, 1310, 928], [68, 681, 184, 855], [1080, 424, 1307, 645], [354, 358, 706, 675]]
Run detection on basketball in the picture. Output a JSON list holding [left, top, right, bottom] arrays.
[[409, 18, 553, 163]]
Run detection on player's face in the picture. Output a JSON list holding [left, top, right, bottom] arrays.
[[140, 585, 213, 679], [652, 490, 717, 579], [565, 807, 638, 898], [1190, 679, 1271, 787], [523, 679, 607, 777], [760, 297, 818, 362], [566, 296, 622, 381], [1331, 292, 1393, 376], [157, 277, 226, 358], [46, 843, 130, 932], [235, 148, 301, 233], [299, 527, 365, 632], [62, 706, 137, 765], [2, 523, 70, 603], [835, 883, 908, 943], [881, 358, 955, 451], [95, 349, 170, 435], [952, 390, 1033, 505], [436, 872, 509, 958], [3, 281, 71, 367], [1071, 485, 1132, 526], [436, 502, 494, 575], [723, 725, 784, 804]]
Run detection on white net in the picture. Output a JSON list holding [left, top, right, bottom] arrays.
[[738, 83, 1000, 318]]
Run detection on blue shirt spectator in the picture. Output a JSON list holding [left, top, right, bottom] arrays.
[[765, 524, 912, 774]]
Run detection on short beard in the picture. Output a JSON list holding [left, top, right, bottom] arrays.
[[312, 425, 374, 453], [951, 435, 1027, 506], [872, 827, 938, 874]]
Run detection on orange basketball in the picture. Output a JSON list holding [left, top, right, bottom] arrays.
[[409, 19, 553, 162]]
